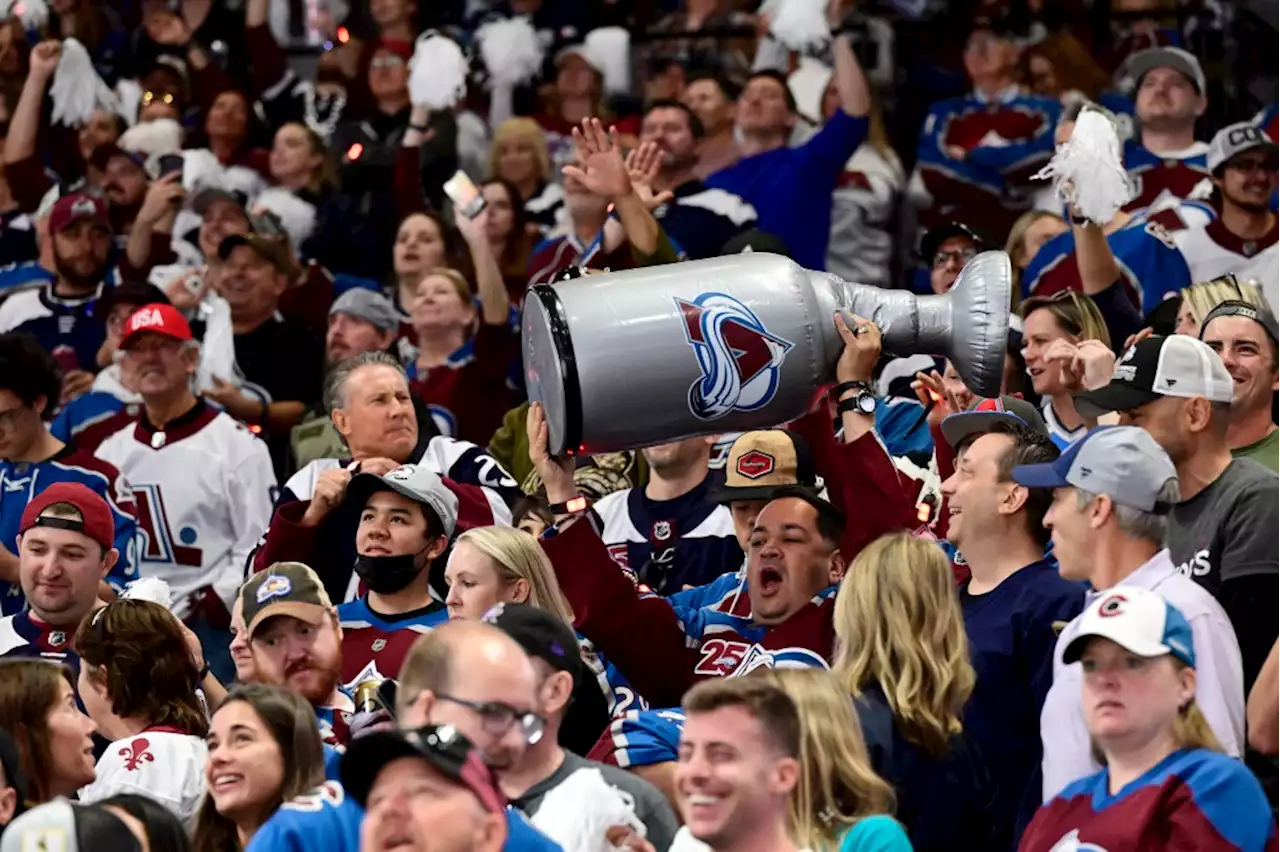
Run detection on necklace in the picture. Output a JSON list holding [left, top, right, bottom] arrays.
[[304, 87, 347, 142]]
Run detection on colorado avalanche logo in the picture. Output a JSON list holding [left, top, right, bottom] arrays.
[[676, 293, 793, 421]]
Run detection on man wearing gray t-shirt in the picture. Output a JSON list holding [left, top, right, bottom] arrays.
[[486, 604, 679, 851], [1077, 334, 1279, 690]]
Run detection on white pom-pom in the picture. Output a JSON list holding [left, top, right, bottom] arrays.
[[788, 56, 833, 125], [121, 577, 174, 610], [115, 78, 142, 126], [1033, 106, 1134, 225], [0, 0, 49, 30], [50, 38, 118, 127], [119, 117, 183, 159], [252, 187, 317, 246], [180, 148, 224, 194], [409, 32, 469, 110], [530, 767, 646, 852], [223, 165, 267, 199], [584, 27, 630, 96], [476, 16, 544, 88], [766, 0, 831, 53]]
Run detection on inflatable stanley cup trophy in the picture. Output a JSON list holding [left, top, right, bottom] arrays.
[[522, 251, 1012, 455]]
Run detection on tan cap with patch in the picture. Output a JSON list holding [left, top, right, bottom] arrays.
[[710, 429, 818, 503]]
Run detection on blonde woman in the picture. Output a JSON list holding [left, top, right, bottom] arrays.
[[1020, 588, 1275, 851], [1005, 211, 1068, 305], [1019, 290, 1114, 447], [1174, 275, 1266, 336], [487, 118, 563, 233], [753, 668, 909, 851], [444, 525, 617, 755], [832, 532, 994, 852]]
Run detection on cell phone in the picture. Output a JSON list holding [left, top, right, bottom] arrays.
[[52, 345, 79, 376], [157, 153, 184, 180], [443, 170, 486, 219]]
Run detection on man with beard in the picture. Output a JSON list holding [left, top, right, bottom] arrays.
[[240, 560, 355, 746], [90, 145, 152, 239], [1174, 124, 1278, 283], [640, 101, 757, 260], [0, 193, 113, 381], [1200, 301, 1279, 470]]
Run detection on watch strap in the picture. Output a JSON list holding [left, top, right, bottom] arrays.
[[833, 380, 873, 399]]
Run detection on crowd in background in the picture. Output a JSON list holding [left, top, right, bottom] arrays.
[[0, 0, 1277, 850]]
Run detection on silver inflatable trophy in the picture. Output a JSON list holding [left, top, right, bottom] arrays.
[[522, 251, 1012, 455]]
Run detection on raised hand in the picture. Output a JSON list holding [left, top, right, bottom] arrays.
[[301, 467, 353, 527], [624, 141, 674, 211], [526, 402, 577, 506], [911, 369, 964, 428], [562, 118, 632, 201], [28, 40, 62, 80], [146, 11, 191, 46], [1042, 338, 1086, 391], [834, 312, 882, 384]]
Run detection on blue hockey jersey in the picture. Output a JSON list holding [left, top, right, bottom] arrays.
[[50, 391, 127, 446], [246, 780, 565, 852], [0, 284, 110, 375], [1123, 139, 1213, 223], [591, 477, 742, 595], [0, 608, 81, 670], [588, 708, 686, 769], [0, 447, 138, 614], [652, 180, 757, 260]]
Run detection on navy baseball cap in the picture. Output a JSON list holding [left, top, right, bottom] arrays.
[[1063, 586, 1196, 669], [1011, 426, 1178, 513], [940, 395, 1048, 448]]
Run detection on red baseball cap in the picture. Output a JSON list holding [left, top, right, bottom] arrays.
[[48, 193, 111, 235], [120, 302, 194, 349], [19, 482, 115, 553]]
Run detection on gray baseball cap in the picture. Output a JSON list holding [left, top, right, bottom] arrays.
[[1206, 122, 1279, 175], [1126, 46, 1206, 95], [346, 463, 460, 539], [1074, 335, 1233, 419], [330, 288, 401, 334], [1012, 426, 1178, 513]]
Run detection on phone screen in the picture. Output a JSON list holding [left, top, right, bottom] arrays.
[[158, 153, 184, 179], [443, 170, 486, 219]]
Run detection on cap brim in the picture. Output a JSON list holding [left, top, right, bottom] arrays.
[[340, 731, 430, 807], [345, 472, 453, 537], [1073, 384, 1163, 419], [119, 327, 189, 349], [939, 411, 1025, 448], [1062, 627, 1173, 665], [709, 483, 809, 504], [217, 233, 252, 260], [1010, 461, 1069, 490], [247, 602, 327, 639]]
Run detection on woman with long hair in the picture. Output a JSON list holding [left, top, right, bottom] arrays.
[[74, 599, 210, 824], [832, 532, 993, 851], [481, 178, 539, 304], [1022, 32, 1115, 105], [444, 524, 615, 754], [752, 668, 908, 851], [0, 660, 98, 806], [1021, 588, 1275, 851], [99, 792, 193, 852], [487, 118, 563, 233], [1019, 290, 1113, 447], [390, 210, 458, 313], [191, 684, 326, 852]]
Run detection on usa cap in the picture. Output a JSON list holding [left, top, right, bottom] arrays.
[[19, 482, 115, 553], [1011, 426, 1177, 513], [120, 302, 193, 349], [346, 463, 459, 539], [1063, 586, 1196, 669], [240, 562, 334, 641], [940, 395, 1048, 448], [1206, 122, 1279, 175], [1074, 335, 1233, 418], [1125, 46, 1206, 95], [710, 429, 818, 503]]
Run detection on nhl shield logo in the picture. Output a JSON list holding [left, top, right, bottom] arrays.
[[675, 293, 793, 421], [653, 521, 672, 541], [48, 631, 66, 647], [372, 638, 387, 653]]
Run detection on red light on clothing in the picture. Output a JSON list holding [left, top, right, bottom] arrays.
[[337, 26, 350, 44], [346, 143, 364, 161]]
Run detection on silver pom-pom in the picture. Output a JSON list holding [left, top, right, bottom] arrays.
[[1034, 105, 1134, 226], [409, 31, 469, 110], [476, 16, 544, 88], [50, 38, 118, 127]]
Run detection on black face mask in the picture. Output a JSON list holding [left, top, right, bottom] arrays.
[[354, 551, 426, 595]]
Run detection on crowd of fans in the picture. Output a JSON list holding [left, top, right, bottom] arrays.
[[0, 0, 1276, 850]]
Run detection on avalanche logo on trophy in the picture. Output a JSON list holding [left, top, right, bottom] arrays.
[[676, 293, 794, 421]]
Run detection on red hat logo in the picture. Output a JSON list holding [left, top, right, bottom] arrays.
[[736, 450, 775, 480]]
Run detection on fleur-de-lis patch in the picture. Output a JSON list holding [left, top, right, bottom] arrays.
[[121, 737, 155, 772]]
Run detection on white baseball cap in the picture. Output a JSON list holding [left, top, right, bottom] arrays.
[[1063, 586, 1196, 669], [1074, 334, 1233, 418]]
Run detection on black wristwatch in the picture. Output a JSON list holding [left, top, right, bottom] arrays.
[[835, 380, 877, 416]]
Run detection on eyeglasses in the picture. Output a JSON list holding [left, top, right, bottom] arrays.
[[436, 695, 545, 745], [933, 246, 976, 269]]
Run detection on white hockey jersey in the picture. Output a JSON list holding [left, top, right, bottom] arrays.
[[1174, 218, 1279, 286], [79, 729, 208, 826], [95, 401, 276, 618]]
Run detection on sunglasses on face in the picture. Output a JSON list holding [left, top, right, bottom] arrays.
[[142, 90, 176, 107]]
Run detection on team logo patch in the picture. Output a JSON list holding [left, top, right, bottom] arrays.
[[675, 293, 793, 420], [257, 574, 292, 603], [653, 521, 672, 541], [1098, 593, 1128, 617], [371, 638, 387, 652], [48, 631, 66, 647], [735, 450, 775, 480]]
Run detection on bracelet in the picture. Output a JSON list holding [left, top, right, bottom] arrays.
[[198, 663, 210, 681], [408, 122, 429, 133], [547, 495, 589, 515], [832, 380, 873, 399]]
